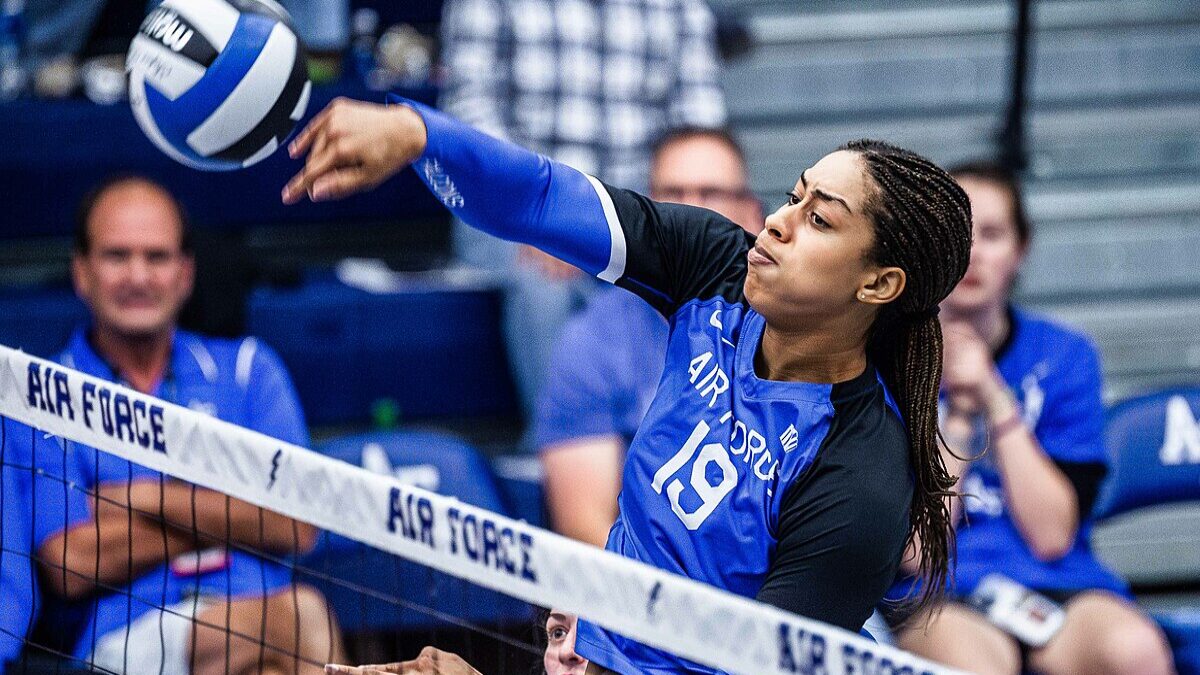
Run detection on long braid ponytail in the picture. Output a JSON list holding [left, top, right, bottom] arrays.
[[841, 139, 973, 613]]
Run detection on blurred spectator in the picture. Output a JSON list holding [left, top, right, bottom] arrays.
[[36, 176, 342, 674], [439, 0, 728, 418], [891, 163, 1174, 675], [532, 127, 761, 546]]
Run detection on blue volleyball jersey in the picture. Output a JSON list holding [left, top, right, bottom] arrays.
[[48, 328, 308, 659], [402, 97, 916, 674], [951, 308, 1126, 596]]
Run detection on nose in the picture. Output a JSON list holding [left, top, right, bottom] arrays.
[[967, 239, 983, 268], [560, 631, 584, 666], [764, 211, 789, 243], [126, 254, 153, 283]]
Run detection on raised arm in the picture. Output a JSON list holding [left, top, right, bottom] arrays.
[[283, 97, 620, 278], [282, 98, 753, 315]]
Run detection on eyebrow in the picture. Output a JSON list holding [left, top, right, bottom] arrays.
[[800, 171, 853, 214]]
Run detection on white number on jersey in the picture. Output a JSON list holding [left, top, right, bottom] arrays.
[[651, 419, 738, 530]]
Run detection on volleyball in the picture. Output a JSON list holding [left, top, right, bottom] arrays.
[[126, 0, 311, 171]]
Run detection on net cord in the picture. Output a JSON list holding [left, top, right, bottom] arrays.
[[0, 344, 963, 675]]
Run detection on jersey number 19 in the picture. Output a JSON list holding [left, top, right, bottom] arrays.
[[651, 419, 738, 530]]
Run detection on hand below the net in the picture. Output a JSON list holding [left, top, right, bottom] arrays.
[[326, 646, 483, 675], [283, 97, 429, 204]]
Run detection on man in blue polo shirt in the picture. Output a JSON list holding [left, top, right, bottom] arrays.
[[33, 176, 342, 675], [532, 128, 763, 547]]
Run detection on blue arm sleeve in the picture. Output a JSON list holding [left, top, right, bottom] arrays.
[[390, 96, 755, 316], [390, 96, 623, 282]]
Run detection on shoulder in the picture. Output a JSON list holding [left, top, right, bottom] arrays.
[[181, 332, 291, 388], [776, 380, 912, 562], [807, 377, 913, 511], [564, 289, 666, 353], [1006, 308, 1104, 392], [1012, 308, 1100, 361]]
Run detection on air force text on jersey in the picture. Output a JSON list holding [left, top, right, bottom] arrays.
[[26, 362, 168, 455]]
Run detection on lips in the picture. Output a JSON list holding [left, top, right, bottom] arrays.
[[748, 243, 776, 266]]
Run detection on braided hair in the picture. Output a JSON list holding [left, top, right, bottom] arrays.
[[841, 139, 973, 613]]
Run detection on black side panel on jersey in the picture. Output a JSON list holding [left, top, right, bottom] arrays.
[[604, 185, 754, 317], [755, 369, 914, 632]]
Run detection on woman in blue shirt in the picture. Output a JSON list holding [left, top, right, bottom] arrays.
[[891, 163, 1174, 675], [283, 98, 973, 673]]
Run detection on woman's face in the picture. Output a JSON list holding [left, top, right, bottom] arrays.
[[544, 612, 587, 675], [744, 150, 891, 329], [941, 176, 1025, 316]]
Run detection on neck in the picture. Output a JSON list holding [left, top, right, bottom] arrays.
[[757, 319, 868, 383], [944, 302, 1010, 351], [90, 325, 173, 393]]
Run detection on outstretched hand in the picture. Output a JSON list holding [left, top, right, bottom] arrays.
[[325, 647, 482, 675], [282, 97, 428, 204]]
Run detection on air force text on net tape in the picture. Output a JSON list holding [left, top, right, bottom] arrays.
[[0, 345, 962, 675]]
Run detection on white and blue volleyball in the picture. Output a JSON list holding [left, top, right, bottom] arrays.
[[127, 0, 311, 171]]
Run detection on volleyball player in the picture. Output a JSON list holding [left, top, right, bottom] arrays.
[[284, 97, 973, 673]]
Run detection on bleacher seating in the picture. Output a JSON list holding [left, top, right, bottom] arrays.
[[0, 83, 441, 241], [301, 429, 532, 632], [1092, 389, 1200, 672], [1093, 388, 1200, 586], [0, 287, 87, 359], [246, 271, 517, 427], [490, 454, 546, 529], [718, 0, 1200, 400]]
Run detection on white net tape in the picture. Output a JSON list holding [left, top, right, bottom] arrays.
[[0, 344, 961, 675]]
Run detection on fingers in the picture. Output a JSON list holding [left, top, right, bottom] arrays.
[[325, 664, 404, 674], [283, 141, 349, 204], [289, 98, 341, 159], [311, 166, 377, 202], [283, 102, 350, 204]]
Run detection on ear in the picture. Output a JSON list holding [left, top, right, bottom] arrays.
[[858, 266, 906, 306], [179, 253, 196, 300], [71, 254, 89, 299]]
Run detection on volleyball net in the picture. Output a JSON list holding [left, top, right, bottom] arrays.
[[0, 343, 960, 675]]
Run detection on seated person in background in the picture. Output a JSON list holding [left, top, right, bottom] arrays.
[[532, 127, 763, 547], [37, 176, 342, 675], [891, 163, 1174, 675]]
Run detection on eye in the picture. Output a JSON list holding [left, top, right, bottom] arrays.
[[548, 627, 568, 641], [810, 211, 831, 229], [785, 191, 801, 207]]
